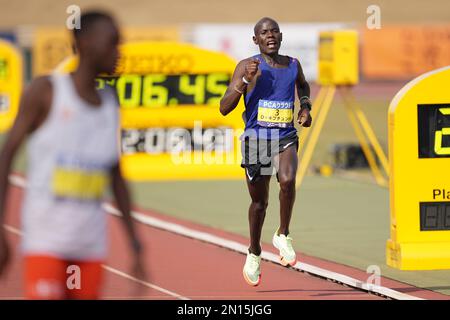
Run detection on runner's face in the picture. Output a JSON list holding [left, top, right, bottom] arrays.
[[88, 19, 120, 74], [253, 21, 282, 55]]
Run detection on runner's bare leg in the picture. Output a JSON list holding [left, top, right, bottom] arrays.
[[276, 145, 298, 235], [246, 175, 271, 255]]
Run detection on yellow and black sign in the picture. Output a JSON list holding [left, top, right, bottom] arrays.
[[387, 66, 450, 270], [57, 42, 244, 181], [318, 30, 358, 86], [0, 39, 22, 133]]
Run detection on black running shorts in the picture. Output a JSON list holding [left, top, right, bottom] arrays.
[[241, 131, 299, 184]]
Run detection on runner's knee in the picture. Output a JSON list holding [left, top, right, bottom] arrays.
[[251, 200, 268, 212], [279, 176, 295, 194]]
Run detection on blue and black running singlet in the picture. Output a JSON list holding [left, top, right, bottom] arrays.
[[243, 54, 298, 140]]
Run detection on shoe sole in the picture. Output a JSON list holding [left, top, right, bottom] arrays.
[[279, 255, 296, 267], [273, 237, 297, 267], [242, 268, 261, 286]]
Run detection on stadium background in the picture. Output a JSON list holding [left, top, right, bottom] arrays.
[[1, 0, 450, 296]]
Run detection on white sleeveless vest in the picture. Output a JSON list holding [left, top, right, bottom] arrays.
[[21, 73, 120, 260]]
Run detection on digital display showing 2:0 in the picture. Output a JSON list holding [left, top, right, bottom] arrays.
[[96, 73, 230, 108], [418, 104, 450, 158]]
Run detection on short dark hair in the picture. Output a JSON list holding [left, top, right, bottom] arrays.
[[73, 10, 114, 40], [254, 17, 279, 35]]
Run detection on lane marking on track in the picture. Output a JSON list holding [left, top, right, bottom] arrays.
[[8, 173, 422, 300], [101, 266, 189, 300], [2, 223, 189, 301]]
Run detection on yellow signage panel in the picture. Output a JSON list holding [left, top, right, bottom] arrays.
[[33, 28, 73, 77], [318, 30, 359, 86], [34, 27, 181, 76], [122, 27, 180, 43], [387, 66, 450, 270], [0, 40, 22, 133], [57, 42, 244, 181]]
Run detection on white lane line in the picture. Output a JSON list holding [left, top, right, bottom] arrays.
[[8, 174, 422, 300], [102, 202, 422, 300], [2, 223, 189, 301], [101, 266, 189, 301]]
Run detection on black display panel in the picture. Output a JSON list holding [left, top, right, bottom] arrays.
[[418, 104, 450, 158], [96, 73, 230, 107], [420, 201, 450, 231]]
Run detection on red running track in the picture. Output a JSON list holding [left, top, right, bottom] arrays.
[[0, 184, 445, 300]]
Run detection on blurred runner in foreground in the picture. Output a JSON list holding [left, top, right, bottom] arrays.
[[220, 17, 312, 286], [0, 10, 146, 299]]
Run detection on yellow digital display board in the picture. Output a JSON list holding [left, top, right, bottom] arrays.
[[387, 66, 450, 270], [33, 27, 181, 76], [57, 42, 244, 181], [0, 40, 22, 133], [318, 30, 359, 86]]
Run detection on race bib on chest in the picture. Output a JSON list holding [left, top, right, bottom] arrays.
[[51, 156, 110, 201], [257, 99, 294, 128]]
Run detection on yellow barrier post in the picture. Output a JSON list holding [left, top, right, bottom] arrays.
[[387, 66, 450, 270], [297, 30, 389, 190], [296, 86, 335, 189], [0, 39, 22, 133], [341, 90, 387, 187], [341, 87, 389, 175], [297, 85, 326, 158]]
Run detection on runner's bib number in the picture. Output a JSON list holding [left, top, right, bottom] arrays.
[[52, 167, 109, 200], [257, 99, 293, 128], [51, 156, 110, 201]]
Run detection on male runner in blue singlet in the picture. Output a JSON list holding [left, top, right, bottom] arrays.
[[220, 17, 312, 286]]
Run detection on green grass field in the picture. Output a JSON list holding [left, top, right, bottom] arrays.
[[3, 97, 450, 296]]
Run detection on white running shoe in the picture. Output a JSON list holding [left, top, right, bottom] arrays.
[[243, 251, 261, 286], [273, 231, 297, 267]]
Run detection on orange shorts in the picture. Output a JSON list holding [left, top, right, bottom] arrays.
[[24, 255, 103, 300]]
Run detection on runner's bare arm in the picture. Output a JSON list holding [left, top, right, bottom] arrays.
[[110, 164, 141, 251], [295, 59, 311, 105], [220, 58, 260, 116], [220, 60, 247, 116], [295, 60, 312, 127], [0, 76, 51, 276], [110, 164, 147, 279]]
